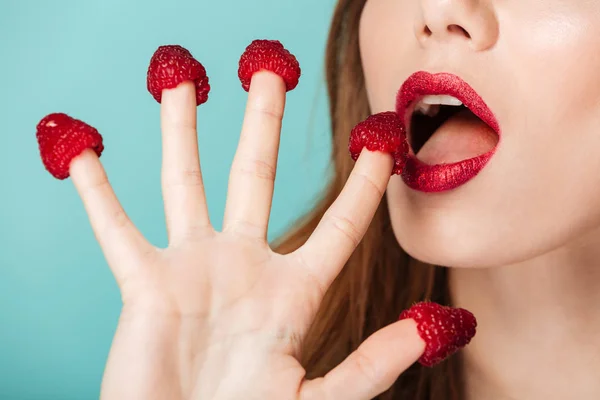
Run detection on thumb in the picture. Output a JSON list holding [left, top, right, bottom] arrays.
[[299, 319, 425, 400]]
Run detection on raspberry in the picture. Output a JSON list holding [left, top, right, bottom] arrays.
[[36, 113, 104, 180], [348, 111, 408, 175], [238, 39, 301, 92], [399, 301, 477, 367], [147, 45, 210, 105]]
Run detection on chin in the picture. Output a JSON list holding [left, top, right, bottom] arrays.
[[388, 209, 550, 269]]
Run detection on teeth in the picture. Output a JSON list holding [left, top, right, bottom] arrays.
[[421, 95, 463, 106], [414, 103, 441, 117], [413, 95, 463, 118]]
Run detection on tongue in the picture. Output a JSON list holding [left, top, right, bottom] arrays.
[[416, 109, 499, 165]]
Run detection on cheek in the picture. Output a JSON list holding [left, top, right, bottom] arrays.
[[495, 3, 600, 210], [359, 0, 416, 112], [500, 4, 600, 133]]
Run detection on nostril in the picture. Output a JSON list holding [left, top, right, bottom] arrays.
[[424, 25, 433, 36], [448, 24, 471, 39]]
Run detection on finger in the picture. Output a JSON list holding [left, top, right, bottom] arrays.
[[70, 149, 154, 283], [294, 150, 393, 290], [300, 319, 425, 400], [222, 71, 286, 239], [161, 81, 211, 243]]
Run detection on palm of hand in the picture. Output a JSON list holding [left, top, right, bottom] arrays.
[[68, 74, 423, 400], [103, 234, 322, 400]]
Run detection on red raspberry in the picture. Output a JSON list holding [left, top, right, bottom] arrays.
[[36, 113, 104, 180], [399, 301, 477, 367], [147, 45, 210, 105], [238, 39, 301, 92], [348, 111, 408, 175]]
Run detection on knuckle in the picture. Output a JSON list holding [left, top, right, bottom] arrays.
[[99, 207, 130, 237], [81, 177, 110, 198], [182, 168, 204, 185], [182, 224, 215, 241], [233, 157, 277, 182], [168, 121, 196, 133], [352, 350, 382, 388], [353, 171, 386, 199], [223, 218, 266, 243], [299, 378, 328, 400], [164, 168, 204, 188], [111, 208, 130, 230], [326, 213, 362, 248], [293, 251, 327, 302], [274, 326, 304, 354], [248, 96, 284, 122], [138, 244, 160, 264]]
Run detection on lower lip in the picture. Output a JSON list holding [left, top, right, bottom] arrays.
[[401, 150, 496, 193]]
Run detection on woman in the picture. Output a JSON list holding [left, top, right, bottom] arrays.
[[65, 0, 600, 399]]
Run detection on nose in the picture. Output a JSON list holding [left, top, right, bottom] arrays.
[[415, 0, 499, 51]]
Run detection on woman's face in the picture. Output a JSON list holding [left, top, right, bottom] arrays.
[[359, 0, 600, 268]]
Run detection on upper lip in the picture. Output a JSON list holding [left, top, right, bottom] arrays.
[[395, 71, 500, 154]]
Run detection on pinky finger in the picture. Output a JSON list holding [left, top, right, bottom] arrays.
[[70, 149, 154, 284], [299, 319, 425, 400]]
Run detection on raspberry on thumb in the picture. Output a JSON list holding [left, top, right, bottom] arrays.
[[238, 39, 301, 92], [36, 113, 104, 180], [147, 45, 210, 105], [399, 301, 477, 367]]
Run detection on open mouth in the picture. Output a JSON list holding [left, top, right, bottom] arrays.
[[395, 71, 501, 192], [397, 73, 500, 166], [409, 96, 467, 154]]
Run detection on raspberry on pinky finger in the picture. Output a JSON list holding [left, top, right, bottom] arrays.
[[36, 113, 104, 180], [147, 45, 211, 105], [238, 39, 301, 92]]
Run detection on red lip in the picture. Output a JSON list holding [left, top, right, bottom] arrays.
[[396, 71, 500, 193]]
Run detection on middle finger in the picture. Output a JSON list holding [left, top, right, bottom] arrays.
[[161, 81, 211, 243], [222, 71, 287, 239]]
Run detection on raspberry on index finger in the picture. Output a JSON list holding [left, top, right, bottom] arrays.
[[348, 111, 409, 175]]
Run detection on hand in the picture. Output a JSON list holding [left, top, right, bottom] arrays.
[[69, 72, 425, 400]]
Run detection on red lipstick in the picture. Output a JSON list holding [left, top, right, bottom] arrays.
[[396, 71, 500, 193]]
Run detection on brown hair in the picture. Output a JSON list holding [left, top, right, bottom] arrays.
[[274, 0, 465, 398]]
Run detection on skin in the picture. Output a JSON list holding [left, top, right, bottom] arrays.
[[359, 0, 600, 399], [71, 74, 424, 400]]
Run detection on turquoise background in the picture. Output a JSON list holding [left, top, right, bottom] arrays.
[[0, 0, 335, 398]]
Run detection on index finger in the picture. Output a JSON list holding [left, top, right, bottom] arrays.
[[293, 149, 393, 291]]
